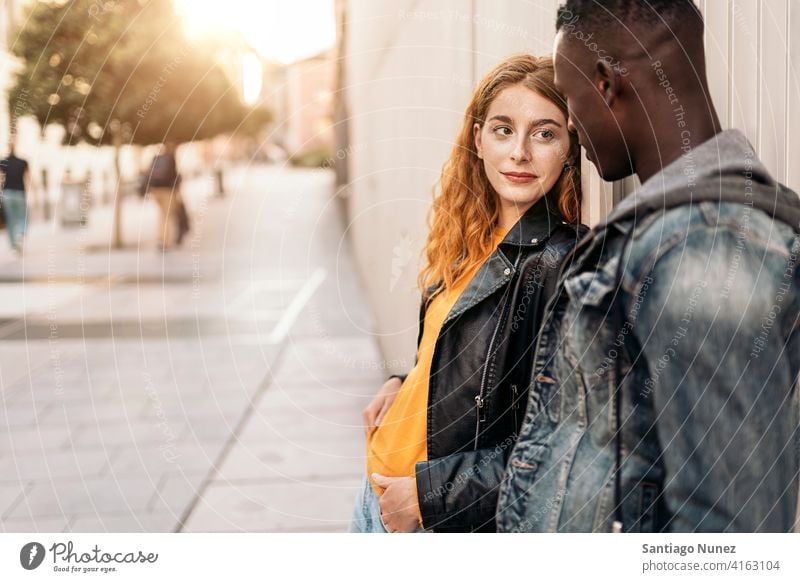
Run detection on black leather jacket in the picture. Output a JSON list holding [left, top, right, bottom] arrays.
[[397, 193, 586, 532]]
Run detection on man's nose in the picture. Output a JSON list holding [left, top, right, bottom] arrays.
[[567, 116, 577, 135]]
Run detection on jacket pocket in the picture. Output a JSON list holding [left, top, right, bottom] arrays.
[[507, 440, 549, 476], [563, 270, 616, 308]]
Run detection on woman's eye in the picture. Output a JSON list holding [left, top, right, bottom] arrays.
[[534, 129, 555, 140], [493, 126, 513, 137]]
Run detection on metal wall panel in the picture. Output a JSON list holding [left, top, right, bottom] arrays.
[[701, 0, 732, 129], [730, 0, 760, 148], [788, 0, 800, 193], [757, 0, 788, 182]]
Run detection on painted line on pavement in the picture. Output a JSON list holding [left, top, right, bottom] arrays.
[[267, 268, 327, 344]]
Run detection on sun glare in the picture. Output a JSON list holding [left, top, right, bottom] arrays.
[[173, 0, 336, 64]]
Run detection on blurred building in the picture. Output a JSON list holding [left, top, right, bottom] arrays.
[[339, 0, 800, 372], [236, 50, 335, 162], [285, 51, 335, 155]]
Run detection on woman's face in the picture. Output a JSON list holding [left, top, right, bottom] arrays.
[[474, 83, 572, 224]]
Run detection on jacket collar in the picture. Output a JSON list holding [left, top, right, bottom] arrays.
[[500, 189, 565, 247], [439, 191, 565, 326], [601, 129, 773, 231]]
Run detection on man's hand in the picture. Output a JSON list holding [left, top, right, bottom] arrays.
[[362, 376, 403, 434], [372, 473, 422, 533]]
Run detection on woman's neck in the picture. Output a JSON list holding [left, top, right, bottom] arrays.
[[498, 200, 537, 230]]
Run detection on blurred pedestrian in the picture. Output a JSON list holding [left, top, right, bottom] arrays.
[[0, 142, 31, 256], [145, 142, 189, 250]]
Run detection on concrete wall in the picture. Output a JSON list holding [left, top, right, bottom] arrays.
[[343, 0, 800, 372]]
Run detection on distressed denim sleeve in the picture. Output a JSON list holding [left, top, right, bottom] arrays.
[[632, 227, 799, 532]]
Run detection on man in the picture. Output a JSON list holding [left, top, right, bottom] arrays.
[[145, 142, 189, 250], [0, 142, 31, 255], [497, 0, 799, 532]]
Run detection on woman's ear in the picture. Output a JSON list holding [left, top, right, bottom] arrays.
[[473, 122, 483, 159]]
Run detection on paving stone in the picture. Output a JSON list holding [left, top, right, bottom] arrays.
[[236, 408, 363, 445], [69, 511, 179, 533], [70, 418, 189, 449], [45, 400, 148, 425], [8, 476, 160, 518], [0, 400, 54, 429], [0, 424, 80, 453], [272, 338, 385, 384], [147, 470, 207, 515], [181, 476, 360, 532], [214, 437, 364, 483], [0, 481, 29, 519], [107, 443, 217, 478], [1, 515, 73, 533], [0, 448, 111, 482]]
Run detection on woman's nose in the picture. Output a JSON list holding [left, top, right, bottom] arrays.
[[510, 138, 530, 162]]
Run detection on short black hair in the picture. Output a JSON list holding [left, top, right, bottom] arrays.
[[556, 0, 702, 33]]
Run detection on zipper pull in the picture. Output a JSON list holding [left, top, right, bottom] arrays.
[[510, 384, 519, 430], [475, 395, 486, 421], [474, 396, 484, 449], [475, 394, 486, 422]]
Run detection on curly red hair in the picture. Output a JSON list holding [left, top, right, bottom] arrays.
[[418, 54, 581, 294]]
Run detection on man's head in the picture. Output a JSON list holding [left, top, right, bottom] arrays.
[[553, 0, 707, 182]]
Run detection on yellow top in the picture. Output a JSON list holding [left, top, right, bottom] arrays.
[[366, 228, 508, 497]]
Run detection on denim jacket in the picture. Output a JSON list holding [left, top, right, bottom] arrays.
[[497, 130, 800, 532]]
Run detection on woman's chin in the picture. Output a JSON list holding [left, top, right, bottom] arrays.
[[497, 189, 546, 209]]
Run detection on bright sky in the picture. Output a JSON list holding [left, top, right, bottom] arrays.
[[173, 0, 336, 64]]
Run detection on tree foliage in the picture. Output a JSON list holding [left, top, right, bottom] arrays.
[[8, 0, 270, 145]]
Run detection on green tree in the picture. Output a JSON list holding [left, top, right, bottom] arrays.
[[8, 0, 271, 247]]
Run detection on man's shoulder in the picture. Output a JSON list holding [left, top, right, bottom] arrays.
[[620, 211, 792, 304], [630, 188, 792, 246]]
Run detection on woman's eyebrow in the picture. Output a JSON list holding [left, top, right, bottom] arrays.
[[530, 118, 563, 128], [487, 115, 562, 128]]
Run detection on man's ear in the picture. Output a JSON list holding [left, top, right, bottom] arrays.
[[473, 122, 483, 159], [595, 59, 621, 107]]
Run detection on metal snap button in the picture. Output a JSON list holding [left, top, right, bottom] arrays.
[[503, 268, 511, 276]]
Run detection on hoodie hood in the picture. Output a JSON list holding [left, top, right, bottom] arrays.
[[601, 129, 800, 232]]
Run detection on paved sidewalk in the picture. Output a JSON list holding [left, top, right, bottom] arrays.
[[0, 165, 381, 532]]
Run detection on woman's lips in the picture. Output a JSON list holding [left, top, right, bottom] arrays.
[[501, 171, 538, 184]]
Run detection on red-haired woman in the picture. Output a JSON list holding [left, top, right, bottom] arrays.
[[351, 54, 587, 533]]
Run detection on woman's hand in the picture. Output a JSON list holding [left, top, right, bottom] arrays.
[[372, 473, 422, 533], [362, 376, 403, 434]]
